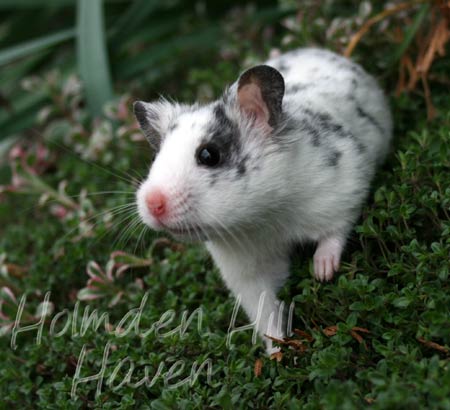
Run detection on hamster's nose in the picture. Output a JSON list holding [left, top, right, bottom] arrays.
[[146, 189, 167, 218]]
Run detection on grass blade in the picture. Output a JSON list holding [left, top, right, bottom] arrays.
[[0, 0, 74, 8], [116, 26, 220, 80], [77, 0, 114, 117], [0, 29, 75, 66], [390, 3, 430, 65], [0, 0, 127, 8], [109, 0, 162, 41], [116, 17, 183, 53]]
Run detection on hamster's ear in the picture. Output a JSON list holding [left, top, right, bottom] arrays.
[[133, 100, 177, 150], [237, 65, 285, 130]]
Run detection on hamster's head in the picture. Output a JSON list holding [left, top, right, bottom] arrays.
[[134, 65, 287, 242]]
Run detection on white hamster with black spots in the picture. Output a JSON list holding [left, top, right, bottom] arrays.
[[133, 48, 392, 354]]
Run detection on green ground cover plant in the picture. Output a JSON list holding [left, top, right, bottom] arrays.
[[0, 1, 449, 408]]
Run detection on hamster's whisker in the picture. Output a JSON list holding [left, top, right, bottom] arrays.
[[203, 209, 242, 245], [223, 217, 261, 257], [89, 202, 138, 221], [29, 127, 143, 187], [209, 219, 237, 250], [197, 223, 211, 243], [54, 202, 137, 244], [133, 223, 148, 256], [91, 207, 140, 248], [128, 167, 146, 182], [199, 208, 243, 251], [194, 209, 228, 246], [133, 221, 145, 255], [37, 191, 136, 212], [113, 213, 142, 250], [9, 182, 136, 218], [69, 190, 136, 197]]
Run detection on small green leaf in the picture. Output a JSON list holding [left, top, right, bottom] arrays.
[[392, 297, 411, 308]]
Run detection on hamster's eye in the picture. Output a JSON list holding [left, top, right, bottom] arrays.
[[196, 144, 221, 167]]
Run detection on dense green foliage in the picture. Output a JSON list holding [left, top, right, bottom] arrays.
[[0, 1, 449, 409]]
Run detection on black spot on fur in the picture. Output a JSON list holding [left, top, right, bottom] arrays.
[[329, 123, 344, 134], [276, 105, 370, 159], [349, 64, 364, 76], [286, 83, 311, 94], [201, 104, 242, 171], [356, 106, 384, 136], [208, 170, 221, 187], [327, 150, 342, 167], [300, 107, 368, 156], [302, 108, 348, 142], [357, 142, 366, 154], [303, 122, 321, 147], [282, 116, 323, 147], [277, 61, 289, 72], [236, 154, 249, 177]]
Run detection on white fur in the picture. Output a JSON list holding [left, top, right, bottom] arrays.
[[135, 48, 392, 354]]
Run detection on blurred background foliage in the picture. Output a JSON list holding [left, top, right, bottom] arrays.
[[0, 0, 291, 141], [1, 0, 448, 147]]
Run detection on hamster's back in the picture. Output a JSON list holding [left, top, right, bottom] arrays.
[[266, 48, 392, 163]]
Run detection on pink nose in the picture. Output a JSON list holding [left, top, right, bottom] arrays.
[[146, 190, 167, 218]]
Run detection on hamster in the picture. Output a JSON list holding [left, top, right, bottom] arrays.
[[133, 48, 392, 354]]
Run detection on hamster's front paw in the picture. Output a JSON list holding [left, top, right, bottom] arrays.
[[313, 236, 344, 282]]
